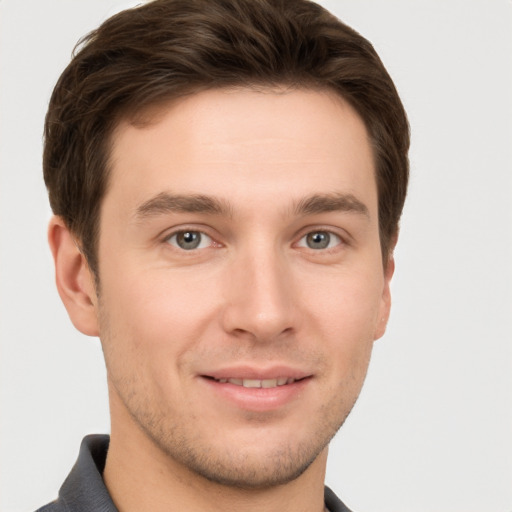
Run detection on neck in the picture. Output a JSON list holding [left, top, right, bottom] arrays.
[[104, 392, 328, 512]]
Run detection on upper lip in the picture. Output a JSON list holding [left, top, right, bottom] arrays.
[[200, 365, 312, 381]]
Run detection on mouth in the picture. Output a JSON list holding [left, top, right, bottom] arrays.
[[199, 366, 312, 411], [205, 376, 302, 388]]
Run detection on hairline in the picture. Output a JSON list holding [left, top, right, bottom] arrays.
[[87, 83, 389, 285]]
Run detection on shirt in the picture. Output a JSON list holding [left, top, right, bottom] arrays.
[[36, 435, 354, 512]]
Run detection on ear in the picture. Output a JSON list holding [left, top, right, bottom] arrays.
[[48, 216, 100, 336], [373, 250, 395, 341]]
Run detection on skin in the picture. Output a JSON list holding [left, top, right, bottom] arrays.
[[49, 87, 394, 512]]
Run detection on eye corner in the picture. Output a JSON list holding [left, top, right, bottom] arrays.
[[165, 229, 215, 251], [295, 229, 344, 251]]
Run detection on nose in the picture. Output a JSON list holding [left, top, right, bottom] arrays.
[[220, 246, 298, 343]]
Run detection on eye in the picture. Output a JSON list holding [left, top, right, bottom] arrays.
[[166, 230, 213, 250], [297, 230, 342, 250]]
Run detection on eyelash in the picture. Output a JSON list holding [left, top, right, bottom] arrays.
[[164, 229, 218, 251], [295, 230, 343, 251], [162, 227, 347, 252]]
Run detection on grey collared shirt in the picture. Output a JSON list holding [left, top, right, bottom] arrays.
[[36, 435, 353, 512]]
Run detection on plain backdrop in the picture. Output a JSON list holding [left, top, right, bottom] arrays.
[[1, 1, 511, 511]]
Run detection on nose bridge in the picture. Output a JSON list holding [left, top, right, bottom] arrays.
[[221, 238, 296, 341]]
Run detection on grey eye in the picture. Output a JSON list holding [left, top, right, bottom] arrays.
[[167, 231, 211, 250], [298, 231, 341, 250], [306, 231, 330, 249]]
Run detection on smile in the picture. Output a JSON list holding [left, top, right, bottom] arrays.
[[201, 373, 311, 411], [213, 377, 297, 388]]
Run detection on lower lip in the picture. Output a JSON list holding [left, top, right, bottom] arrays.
[[200, 377, 311, 412]]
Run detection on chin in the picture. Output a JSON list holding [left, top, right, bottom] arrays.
[[163, 437, 325, 489], [139, 407, 345, 490]]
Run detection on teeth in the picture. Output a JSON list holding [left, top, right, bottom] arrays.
[[243, 379, 263, 388], [219, 377, 296, 388]]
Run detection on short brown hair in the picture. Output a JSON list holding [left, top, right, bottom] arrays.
[[44, 0, 409, 275]]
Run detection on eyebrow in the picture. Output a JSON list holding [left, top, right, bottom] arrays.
[[293, 193, 369, 218], [134, 192, 233, 220], [133, 191, 369, 222]]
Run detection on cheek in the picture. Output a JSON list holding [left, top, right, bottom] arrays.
[[303, 267, 383, 368], [306, 265, 384, 330], [99, 267, 218, 360]]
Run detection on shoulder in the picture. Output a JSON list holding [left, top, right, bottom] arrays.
[[33, 435, 113, 512], [325, 486, 356, 512], [34, 501, 68, 512]]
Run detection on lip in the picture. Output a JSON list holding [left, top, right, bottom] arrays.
[[199, 365, 313, 412], [202, 364, 311, 381]]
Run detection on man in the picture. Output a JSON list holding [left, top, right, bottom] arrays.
[[39, 0, 409, 510]]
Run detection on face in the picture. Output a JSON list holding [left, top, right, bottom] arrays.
[[94, 88, 392, 488]]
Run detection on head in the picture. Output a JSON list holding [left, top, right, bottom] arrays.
[[44, 0, 409, 278], [45, 0, 409, 492]]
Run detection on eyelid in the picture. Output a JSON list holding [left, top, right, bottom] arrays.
[[294, 225, 349, 247], [167, 231, 211, 249], [296, 231, 343, 250], [162, 225, 222, 250]]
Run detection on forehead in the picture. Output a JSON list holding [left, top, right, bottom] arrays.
[[106, 87, 376, 217]]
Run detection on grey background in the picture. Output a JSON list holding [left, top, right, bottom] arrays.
[[1, 1, 511, 511]]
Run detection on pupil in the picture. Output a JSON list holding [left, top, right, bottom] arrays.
[[307, 231, 329, 249], [178, 231, 200, 249]]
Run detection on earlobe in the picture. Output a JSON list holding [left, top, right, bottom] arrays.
[[48, 216, 100, 336]]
